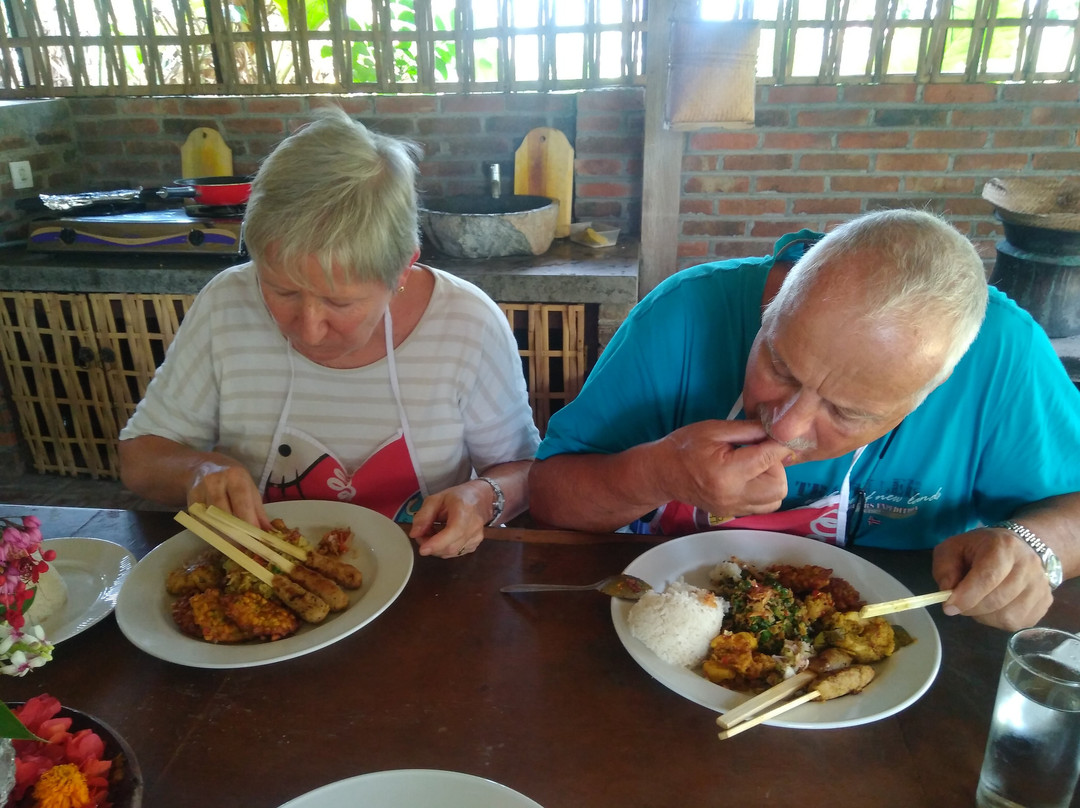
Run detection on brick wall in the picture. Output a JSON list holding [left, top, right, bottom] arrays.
[[679, 83, 1080, 270]]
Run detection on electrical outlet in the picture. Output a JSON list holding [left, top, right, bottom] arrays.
[[9, 160, 33, 190]]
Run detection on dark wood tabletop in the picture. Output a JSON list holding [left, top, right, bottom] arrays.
[[2, 504, 1078, 808]]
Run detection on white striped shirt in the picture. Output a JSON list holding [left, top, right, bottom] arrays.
[[120, 263, 540, 495]]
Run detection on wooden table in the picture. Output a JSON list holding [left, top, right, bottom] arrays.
[[3, 504, 1078, 808]]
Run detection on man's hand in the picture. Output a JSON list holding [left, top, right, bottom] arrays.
[[655, 419, 792, 519], [932, 525, 1054, 631]]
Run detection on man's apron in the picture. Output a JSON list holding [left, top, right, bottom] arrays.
[[644, 396, 866, 546], [259, 311, 426, 523]]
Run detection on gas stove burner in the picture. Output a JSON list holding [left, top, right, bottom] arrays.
[[185, 203, 246, 219]]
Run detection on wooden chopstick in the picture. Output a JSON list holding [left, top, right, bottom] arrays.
[[716, 690, 820, 739], [858, 589, 952, 619], [174, 511, 274, 586], [716, 671, 814, 730]]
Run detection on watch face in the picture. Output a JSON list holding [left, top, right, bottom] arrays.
[[1046, 555, 1064, 589]]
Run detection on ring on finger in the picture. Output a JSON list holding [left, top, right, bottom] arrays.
[[457, 545, 468, 556]]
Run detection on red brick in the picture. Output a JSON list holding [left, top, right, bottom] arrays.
[[689, 131, 760, 151], [1032, 153, 1080, 170], [0, 135, 31, 151], [762, 132, 833, 150], [683, 176, 750, 194], [951, 109, 1024, 128], [124, 98, 179, 115], [755, 175, 825, 194], [578, 181, 633, 198], [375, 96, 439, 114], [717, 198, 787, 216], [1001, 84, 1080, 103], [877, 153, 950, 172], [751, 221, 799, 238], [994, 130, 1073, 148], [799, 154, 869, 171], [680, 199, 714, 215], [712, 239, 773, 258], [68, 98, 119, 116], [682, 220, 744, 237], [765, 86, 840, 104], [179, 98, 243, 116], [792, 198, 864, 214], [1030, 106, 1080, 126], [577, 114, 624, 132], [842, 85, 917, 104], [906, 176, 976, 193], [830, 176, 901, 193], [952, 153, 1029, 172], [418, 161, 476, 177], [681, 154, 718, 171], [678, 240, 710, 258], [575, 135, 643, 155], [223, 117, 286, 135], [911, 131, 988, 149], [938, 197, 996, 215], [576, 158, 624, 176], [577, 88, 644, 112], [837, 131, 910, 150], [795, 109, 870, 127], [447, 136, 514, 156], [440, 94, 508, 114], [243, 96, 310, 115], [110, 117, 163, 136], [923, 85, 998, 104], [722, 153, 793, 171]]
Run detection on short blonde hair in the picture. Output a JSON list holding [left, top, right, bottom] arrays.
[[243, 106, 422, 289]]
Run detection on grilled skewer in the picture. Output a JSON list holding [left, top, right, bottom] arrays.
[[174, 512, 330, 624], [198, 504, 364, 589], [188, 505, 350, 611]]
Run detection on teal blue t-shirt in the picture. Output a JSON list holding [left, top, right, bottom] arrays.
[[537, 235, 1080, 549]]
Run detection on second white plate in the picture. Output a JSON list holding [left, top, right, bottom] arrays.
[[278, 770, 543, 808], [612, 529, 942, 729], [116, 500, 414, 668], [26, 538, 135, 645]]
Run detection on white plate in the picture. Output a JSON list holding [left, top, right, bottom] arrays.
[[277, 769, 543, 808], [611, 530, 942, 729], [115, 501, 414, 669], [26, 538, 135, 644]]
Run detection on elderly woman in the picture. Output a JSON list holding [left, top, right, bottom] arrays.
[[118, 108, 540, 558]]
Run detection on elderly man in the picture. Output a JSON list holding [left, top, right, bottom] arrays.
[[530, 209, 1080, 630]]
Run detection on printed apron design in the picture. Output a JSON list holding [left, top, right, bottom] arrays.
[[647, 396, 866, 545], [258, 310, 426, 523]]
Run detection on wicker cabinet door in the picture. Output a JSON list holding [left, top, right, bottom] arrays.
[[0, 292, 195, 479], [0, 292, 119, 477]]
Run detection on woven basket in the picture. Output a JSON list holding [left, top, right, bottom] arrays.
[[982, 177, 1080, 232]]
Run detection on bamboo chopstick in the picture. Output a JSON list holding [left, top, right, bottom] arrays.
[[190, 503, 308, 561], [716, 690, 820, 739], [716, 671, 815, 730], [190, 505, 298, 572], [858, 589, 952, 619], [174, 511, 274, 586]]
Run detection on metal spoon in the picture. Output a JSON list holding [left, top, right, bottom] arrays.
[[500, 573, 653, 600]]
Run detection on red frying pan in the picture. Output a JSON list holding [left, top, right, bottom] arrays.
[[156, 176, 253, 205]]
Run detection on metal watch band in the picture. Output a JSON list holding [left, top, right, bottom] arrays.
[[991, 519, 1062, 590], [478, 476, 505, 526]]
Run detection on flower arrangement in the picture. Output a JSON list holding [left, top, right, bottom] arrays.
[[2, 695, 117, 808], [0, 517, 55, 677]]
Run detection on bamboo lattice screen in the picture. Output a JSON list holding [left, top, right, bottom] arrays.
[[1, 0, 1076, 99], [0, 292, 585, 478]]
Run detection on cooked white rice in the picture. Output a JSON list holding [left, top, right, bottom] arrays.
[[627, 580, 727, 668], [24, 566, 68, 626]]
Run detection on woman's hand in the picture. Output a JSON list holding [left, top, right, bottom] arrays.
[[408, 479, 494, 558], [187, 460, 272, 530]]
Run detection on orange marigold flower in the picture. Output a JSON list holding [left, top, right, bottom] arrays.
[[32, 762, 92, 808]]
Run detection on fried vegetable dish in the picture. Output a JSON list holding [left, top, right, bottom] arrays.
[[166, 518, 356, 644], [700, 558, 913, 696]]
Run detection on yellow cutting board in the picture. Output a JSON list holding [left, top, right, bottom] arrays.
[[180, 127, 233, 178], [514, 127, 574, 238]]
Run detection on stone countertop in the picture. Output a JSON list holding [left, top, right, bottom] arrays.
[[0, 239, 639, 305]]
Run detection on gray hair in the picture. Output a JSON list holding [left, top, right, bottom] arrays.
[[765, 209, 988, 395], [243, 106, 422, 289]]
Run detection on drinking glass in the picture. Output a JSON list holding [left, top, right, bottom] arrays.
[[976, 627, 1080, 808]]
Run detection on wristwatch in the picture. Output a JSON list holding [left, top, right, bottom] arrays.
[[478, 476, 505, 526], [991, 519, 1064, 590]]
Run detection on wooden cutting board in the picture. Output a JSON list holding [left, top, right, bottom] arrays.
[[514, 127, 574, 238], [180, 127, 233, 178]]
